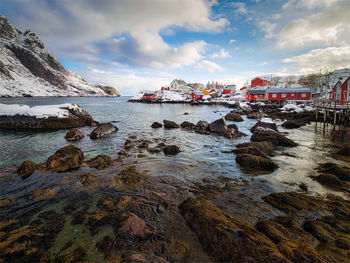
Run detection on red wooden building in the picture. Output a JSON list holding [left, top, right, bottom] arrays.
[[142, 93, 157, 100], [329, 77, 350, 104], [161, 86, 169, 91], [246, 89, 266, 101], [266, 88, 311, 101], [191, 91, 204, 100], [251, 77, 271, 87]]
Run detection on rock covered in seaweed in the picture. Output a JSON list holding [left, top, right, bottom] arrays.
[[209, 118, 227, 134], [18, 160, 39, 179], [236, 153, 278, 172], [45, 145, 84, 172], [251, 130, 297, 147], [151, 122, 162, 128], [225, 112, 243, 122], [86, 155, 113, 170], [163, 120, 179, 129]]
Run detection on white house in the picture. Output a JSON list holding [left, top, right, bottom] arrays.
[[170, 79, 187, 92]]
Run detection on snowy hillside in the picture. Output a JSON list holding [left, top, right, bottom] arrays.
[[0, 14, 121, 97]]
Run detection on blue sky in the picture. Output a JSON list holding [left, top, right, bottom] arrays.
[[1, 0, 349, 95]]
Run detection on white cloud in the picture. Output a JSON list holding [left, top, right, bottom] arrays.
[[282, 46, 350, 72], [229, 39, 237, 44], [282, 0, 342, 10], [194, 60, 223, 72], [232, 2, 249, 15], [211, 48, 231, 58], [3, 0, 229, 68], [258, 21, 277, 39]]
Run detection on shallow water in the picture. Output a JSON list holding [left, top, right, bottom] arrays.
[[0, 97, 349, 262]]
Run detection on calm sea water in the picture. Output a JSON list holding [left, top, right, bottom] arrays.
[[0, 96, 346, 193], [0, 97, 348, 262]]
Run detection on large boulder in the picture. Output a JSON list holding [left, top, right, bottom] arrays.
[[232, 146, 268, 158], [236, 141, 275, 156], [250, 118, 278, 133], [236, 154, 278, 171], [251, 130, 297, 147], [196, 121, 209, 131], [163, 120, 179, 129], [209, 118, 227, 135], [86, 155, 113, 170], [90, 122, 118, 139], [225, 112, 243, 122], [179, 198, 288, 263], [64, 128, 85, 141], [180, 121, 196, 130], [163, 145, 180, 155], [151, 122, 162, 128], [247, 111, 264, 119], [282, 120, 303, 129], [45, 145, 84, 172]]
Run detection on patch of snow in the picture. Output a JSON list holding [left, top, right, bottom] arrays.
[[260, 117, 275, 124], [0, 103, 81, 118], [281, 103, 304, 113]]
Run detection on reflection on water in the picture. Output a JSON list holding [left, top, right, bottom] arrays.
[[0, 97, 349, 261]]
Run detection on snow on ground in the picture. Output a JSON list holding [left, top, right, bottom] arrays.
[[158, 90, 189, 101], [260, 117, 275, 124], [281, 103, 314, 113], [0, 103, 81, 118]]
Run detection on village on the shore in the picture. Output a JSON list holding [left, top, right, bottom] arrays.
[[131, 68, 350, 106]]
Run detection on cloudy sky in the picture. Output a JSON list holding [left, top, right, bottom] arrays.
[[1, 0, 350, 95]]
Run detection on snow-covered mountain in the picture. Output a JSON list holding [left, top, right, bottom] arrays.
[[0, 14, 121, 97]]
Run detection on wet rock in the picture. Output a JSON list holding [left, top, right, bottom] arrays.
[[45, 145, 84, 172], [167, 240, 192, 262], [209, 118, 227, 134], [227, 123, 238, 131], [117, 149, 128, 156], [223, 129, 247, 139], [18, 160, 39, 179], [86, 155, 113, 170], [336, 145, 350, 156], [128, 134, 138, 139], [277, 240, 324, 263], [236, 154, 278, 172], [183, 112, 189, 115], [71, 210, 86, 225], [119, 213, 154, 238], [196, 120, 209, 131], [151, 122, 162, 128], [299, 183, 308, 191], [124, 139, 137, 150], [96, 235, 114, 259], [247, 111, 264, 119], [335, 238, 350, 250], [251, 130, 297, 147], [303, 220, 336, 243], [256, 220, 294, 244], [64, 128, 85, 141], [118, 166, 147, 188], [250, 118, 278, 133], [232, 146, 268, 158], [225, 112, 243, 122], [163, 145, 180, 155], [282, 120, 303, 129], [127, 253, 169, 263], [38, 210, 65, 249], [179, 197, 288, 263], [236, 141, 275, 156], [80, 173, 96, 187], [318, 162, 350, 181], [312, 173, 342, 189], [147, 147, 162, 154], [137, 140, 150, 149], [54, 246, 87, 263], [180, 121, 196, 130], [90, 122, 118, 139], [163, 120, 179, 129]]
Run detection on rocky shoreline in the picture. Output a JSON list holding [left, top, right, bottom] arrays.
[[0, 103, 350, 263]]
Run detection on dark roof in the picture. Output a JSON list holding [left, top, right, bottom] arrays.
[[143, 93, 154, 96], [247, 89, 266, 95], [267, 88, 311, 93]]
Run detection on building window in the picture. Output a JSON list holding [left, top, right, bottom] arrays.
[[301, 93, 306, 98], [291, 93, 295, 96], [281, 93, 286, 98], [272, 94, 277, 98]]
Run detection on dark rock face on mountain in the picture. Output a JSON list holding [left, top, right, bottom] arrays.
[[0, 14, 121, 97]]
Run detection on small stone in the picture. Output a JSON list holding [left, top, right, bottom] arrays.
[[151, 122, 162, 128], [163, 145, 180, 155]]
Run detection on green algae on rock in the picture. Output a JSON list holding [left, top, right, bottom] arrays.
[[18, 160, 39, 179], [45, 145, 84, 172], [236, 153, 278, 172], [86, 154, 113, 170]]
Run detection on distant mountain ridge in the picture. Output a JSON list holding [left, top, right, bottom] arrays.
[[0, 14, 121, 97]]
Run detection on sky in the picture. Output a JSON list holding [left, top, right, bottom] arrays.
[[1, 0, 350, 95]]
